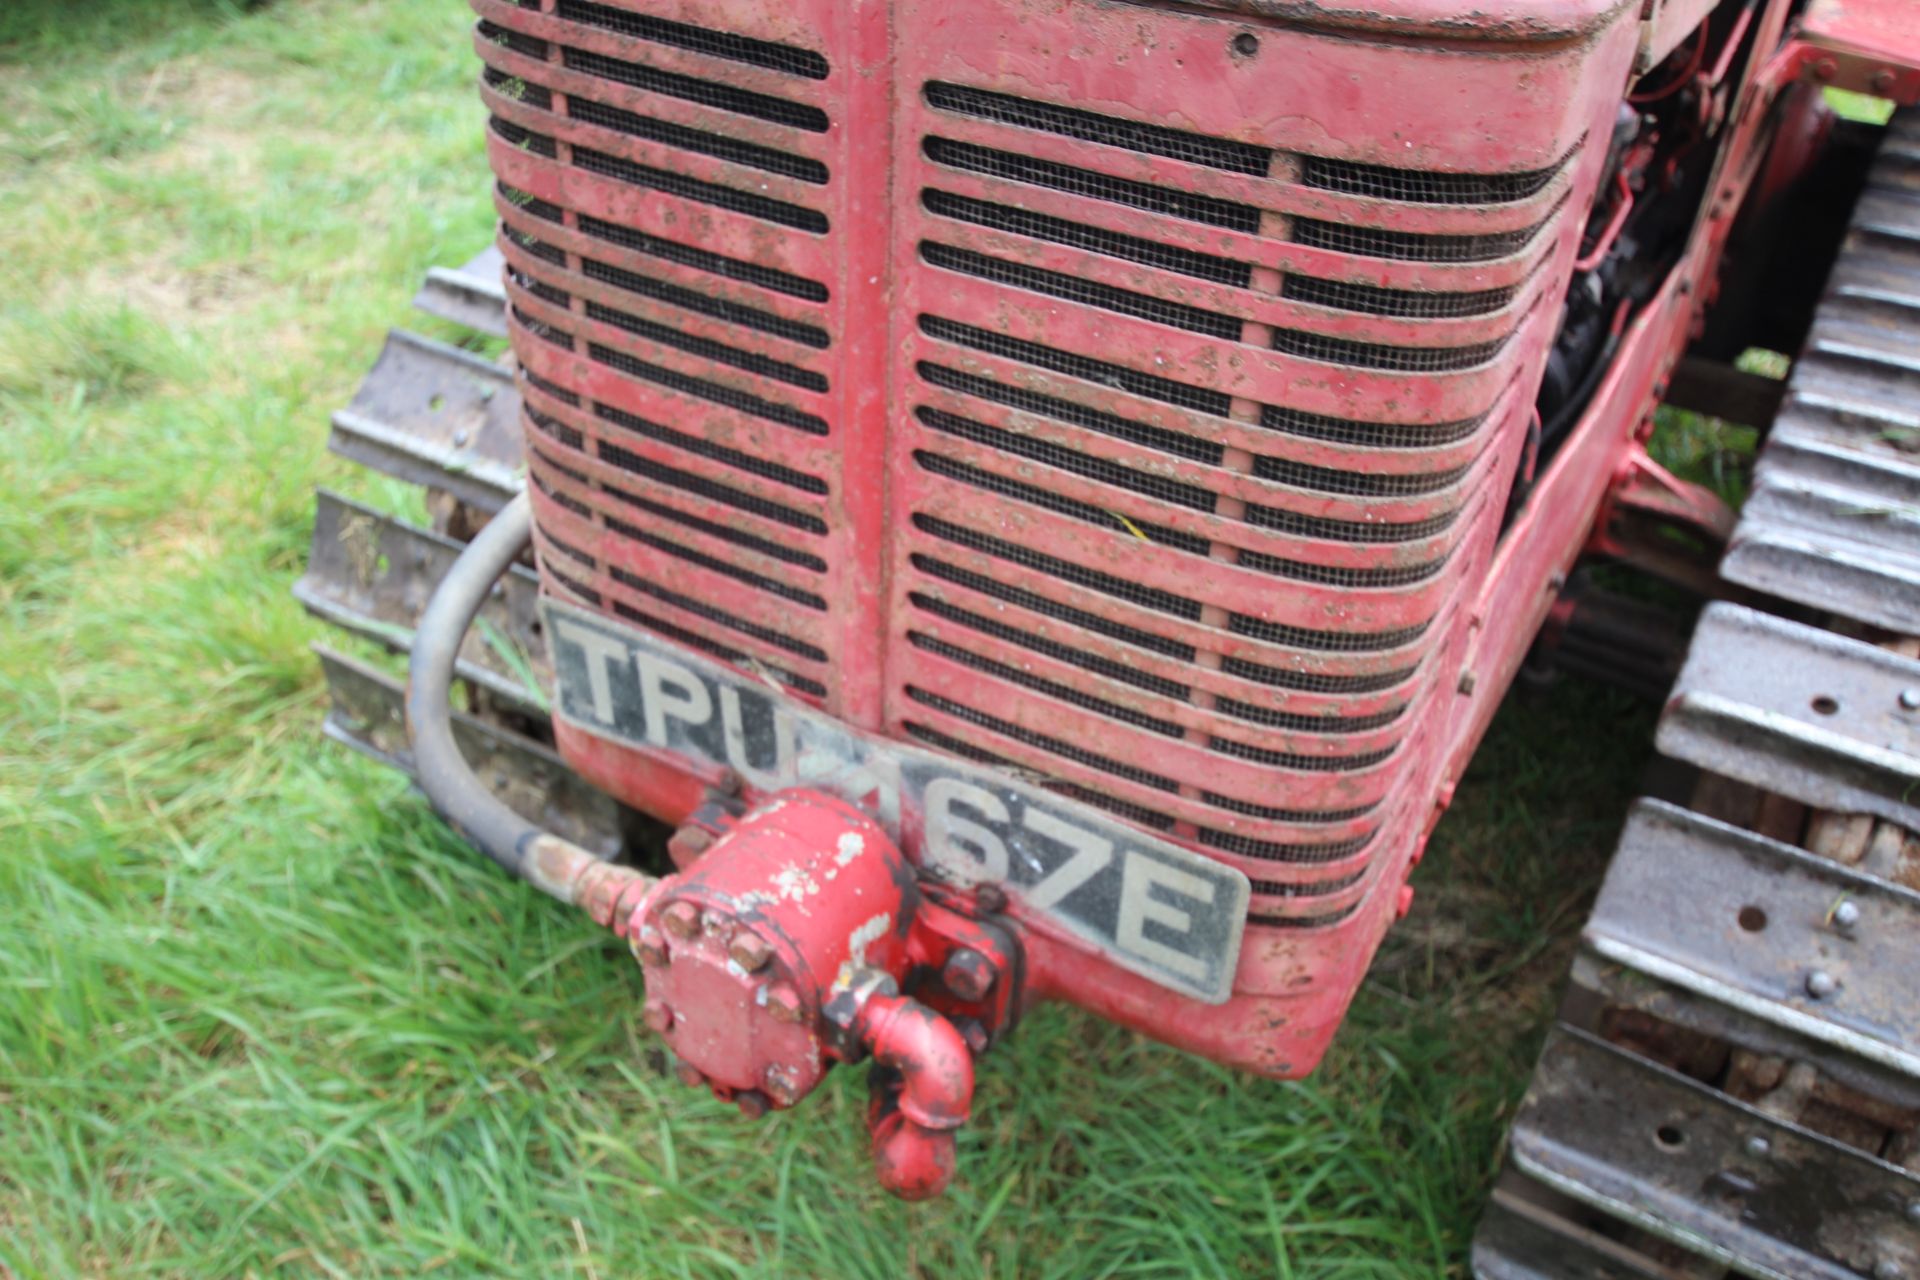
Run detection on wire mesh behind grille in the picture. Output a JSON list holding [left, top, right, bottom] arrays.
[[560, 46, 830, 131], [567, 97, 829, 183], [1299, 151, 1566, 204], [1294, 212, 1556, 264], [896, 74, 1560, 902], [553, 0, 830, 79]]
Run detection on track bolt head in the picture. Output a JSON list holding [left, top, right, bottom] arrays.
[[1832, 900, 1862, 931], [766, 984, 804, 1025], [735, 1089, 771, 1119], [942, 949, 996, 1001], [673, 1059, 705, 1089], [728, 931, 774, 972], [1744, 1135, 1771, 1158], [661, 901, 700, 940], [763, 1065, 800, 1106], [1806, 970, 1840, 999], [1901, 687, 1920, 712], [643, 1000, 674, 1034], [632, 927, 668, 968]]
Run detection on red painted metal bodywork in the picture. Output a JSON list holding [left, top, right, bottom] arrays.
[[478, 0, 1920, 1084]]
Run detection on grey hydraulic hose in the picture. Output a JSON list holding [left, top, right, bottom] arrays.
[[403, 492, 618, 904]]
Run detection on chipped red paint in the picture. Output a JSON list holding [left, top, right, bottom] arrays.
[[480, 0, 1920, 1098], [627, 794, 913, 1102]]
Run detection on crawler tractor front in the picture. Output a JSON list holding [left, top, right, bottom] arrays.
[[300, 0, 1920, 1266]]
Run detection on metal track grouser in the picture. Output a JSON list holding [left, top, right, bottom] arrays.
[[297, 0, 1920, 1248]]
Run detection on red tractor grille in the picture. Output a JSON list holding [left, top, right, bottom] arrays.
[[475, 0, 866, 713], [479, 0, 1609, 955], [467, 0, 1640, 1075], [883, 36, 1576, 929]]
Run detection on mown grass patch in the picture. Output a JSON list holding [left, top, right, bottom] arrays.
[[3, 5, 1678, 1276]]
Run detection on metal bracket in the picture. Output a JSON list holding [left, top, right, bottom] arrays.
[[1723, 527, 1920, 636], [294, 490, 549, 712], [325, 329, 523, 511], [411, 245, 508, 339], [1473, 1180, 1680, 1280], [1590, 443, 1739, 596]]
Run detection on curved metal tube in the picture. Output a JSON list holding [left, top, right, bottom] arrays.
[[404, 492, 612, 904], [857, 993, 975, 1200]]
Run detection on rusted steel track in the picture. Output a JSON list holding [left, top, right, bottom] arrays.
[[1475, 107, 1920, 1280]]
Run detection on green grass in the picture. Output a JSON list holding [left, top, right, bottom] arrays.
[[2, 4, 1675, 1275]]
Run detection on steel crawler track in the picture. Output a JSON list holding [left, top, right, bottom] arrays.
[[296, 252, 646, 857], [1475, 108, 1920, 1280]]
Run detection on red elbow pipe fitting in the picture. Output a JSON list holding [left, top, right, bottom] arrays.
[[856, 994, 975, 1200]]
